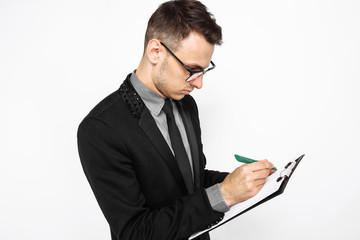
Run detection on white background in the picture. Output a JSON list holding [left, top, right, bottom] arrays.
[[1, 0, 359, 239]]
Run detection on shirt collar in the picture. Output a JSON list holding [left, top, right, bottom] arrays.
[[130, 71, 165, 116]]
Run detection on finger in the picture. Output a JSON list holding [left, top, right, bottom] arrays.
[[248, 161, 274, 172], [247, 182, 265, 198], [254, 167, 276, 177], [262, 160, 274, 171], [245, 161, 267, 171], [254, 179, 266, 188], [258, 159, 275, 169], [253, 169, 271, 180]]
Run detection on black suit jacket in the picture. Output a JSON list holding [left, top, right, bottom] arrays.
[[77, 74, 228, 240]]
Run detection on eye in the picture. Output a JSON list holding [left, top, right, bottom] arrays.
[[191, 68, 203, 72]]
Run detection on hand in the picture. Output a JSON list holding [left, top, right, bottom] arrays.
[[220, 159, 274, 207]]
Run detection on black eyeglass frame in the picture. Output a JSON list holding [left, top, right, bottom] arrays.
[[160, 42, 216, 82]]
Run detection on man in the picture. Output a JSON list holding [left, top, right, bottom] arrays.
[[77, 0, 274, 239]]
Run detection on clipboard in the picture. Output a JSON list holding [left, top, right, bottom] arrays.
[[190, 154, 304, 239]]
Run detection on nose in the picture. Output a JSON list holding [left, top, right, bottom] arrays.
[[189, 75, 203, 89]]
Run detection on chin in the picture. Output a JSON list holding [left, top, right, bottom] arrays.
[[170, 94, 186, 101]]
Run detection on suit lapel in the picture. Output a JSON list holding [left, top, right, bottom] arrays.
[[120, 75, 188, 194]]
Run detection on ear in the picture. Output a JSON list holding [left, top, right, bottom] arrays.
[[146, 39, 162, 64]]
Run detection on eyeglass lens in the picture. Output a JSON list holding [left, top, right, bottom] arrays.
[[186, 72, 204, 82]]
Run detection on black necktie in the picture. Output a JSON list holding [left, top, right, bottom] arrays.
[[162, 99, 194, 193]]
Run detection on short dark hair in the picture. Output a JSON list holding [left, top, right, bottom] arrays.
[[144, 0, 223, 52]]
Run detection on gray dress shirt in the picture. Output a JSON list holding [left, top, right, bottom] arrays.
[[130, 72, 229, 213]]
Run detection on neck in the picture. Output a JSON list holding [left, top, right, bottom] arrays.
[[136, 57, 166, 98]]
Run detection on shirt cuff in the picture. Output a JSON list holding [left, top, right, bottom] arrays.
[[205, 184, 230, 213]]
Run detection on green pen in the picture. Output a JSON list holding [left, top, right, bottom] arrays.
[[235, 154, 277, 171]]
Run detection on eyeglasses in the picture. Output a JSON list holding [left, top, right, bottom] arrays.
[[160, 42, 216, 82]]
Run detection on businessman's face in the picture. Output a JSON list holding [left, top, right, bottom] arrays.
[[154, 32, 215, 100]]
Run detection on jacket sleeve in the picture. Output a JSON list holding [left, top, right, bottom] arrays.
[[77, 117, 224, 240], [204, 169, 228, 188]]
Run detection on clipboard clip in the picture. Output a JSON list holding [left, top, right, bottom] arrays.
[[276, 162, 295, 182], [276, 155, 303, 182]]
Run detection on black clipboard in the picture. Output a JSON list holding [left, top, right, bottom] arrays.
[[190, 154, 304, 239]]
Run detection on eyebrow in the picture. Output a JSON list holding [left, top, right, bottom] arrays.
[[187, 63, 207, 70]]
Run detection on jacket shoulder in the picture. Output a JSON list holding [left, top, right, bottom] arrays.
[[79, 74, 139, 128], [82, 90, 126, 124]]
